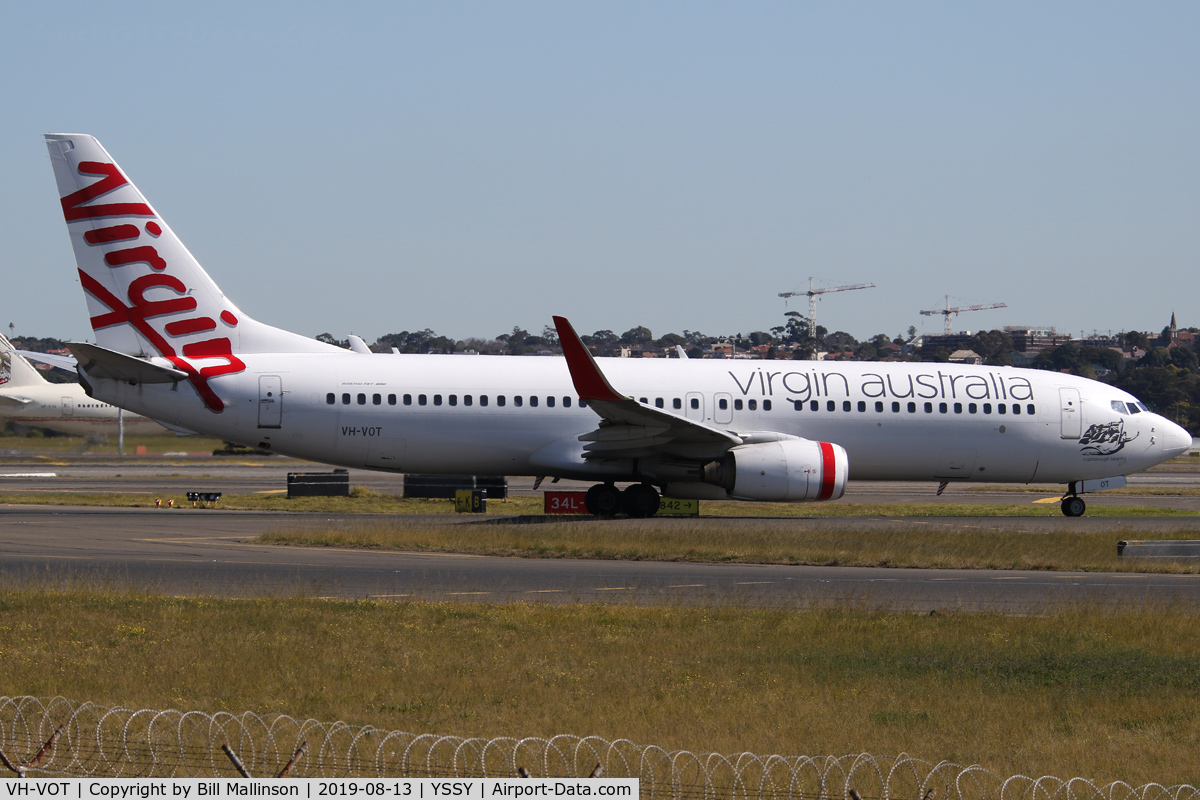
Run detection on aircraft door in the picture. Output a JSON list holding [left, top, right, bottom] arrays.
[[258, 376, 282, 428], [62, 397, 74, 417], [1059, 387, 1081, 439], [686, 392, 704, 422], [714, 393, 733, 424]]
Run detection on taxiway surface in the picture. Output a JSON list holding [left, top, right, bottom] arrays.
[[2, 504, 1199, 612]]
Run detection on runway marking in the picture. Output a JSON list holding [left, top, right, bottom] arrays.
[[254, 489, 288, 494], [526, 589, 564, 594], [0, 473, 57, 478], [369, 594, 412, 598], [446, 591, 491, 596], [668, 584, 705, 588], [136, 536, 246, 542], [595, 587, 633, 591], [1033, 498, 1061, 504]]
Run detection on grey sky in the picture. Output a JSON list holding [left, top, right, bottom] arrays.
[[2, 2, 1196, 345]]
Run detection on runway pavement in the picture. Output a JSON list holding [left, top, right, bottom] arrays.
[[1, 504, 1199, 612]]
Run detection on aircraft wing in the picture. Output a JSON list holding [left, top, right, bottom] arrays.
[[15, 350, 78, 373], [553, 316, 742, 461]]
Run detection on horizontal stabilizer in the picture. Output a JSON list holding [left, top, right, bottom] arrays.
[[68, 342, 187, 384], [15, 350, 78, 373]]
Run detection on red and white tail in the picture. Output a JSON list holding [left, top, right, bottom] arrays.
[[44, 134, 335, 383]]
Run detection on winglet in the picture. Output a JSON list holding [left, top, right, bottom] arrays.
[[553, 316, 627, 403]]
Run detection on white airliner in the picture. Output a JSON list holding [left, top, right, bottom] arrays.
[[0, 332, 165, 437], [43, 134, 1192, 517]]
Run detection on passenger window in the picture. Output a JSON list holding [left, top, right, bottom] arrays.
[[515, 396, 523, 407], [326, 393, 335, 405], [498, 395, 506, 407], [983, 403, 991, 414], [968, 403, 977, 414], [579, 400, 587, 408], [1012, 404, 1021, 415], [842, 401, 851, 412], [564, 397, 572, 408], [939, 402, 947, 413], [673, 399, 682, 410], [892, 402, 900, 412], [954, 402, 962, 414], [547, 396, 555, 408], [530, 396, 539, 407], [656, 398, 665, 408], [763, 399, 772, 411], [464, 395, 473, 406], [342, 393, 351, 405], [875, 401, 884, 412], [1027, 404, 1036, 415], [718, 398, 728, 410], [857, 401, 866, 412], [924, 402, 932, 413], [748, 399, 757, 411], [449, 395, 457, 406], [827, 400, 836, 412], [480, 395, 489, 407], [419, 394, 427, 406], [404, 394, 412, 406], [793, 400, 803, 411], [907, 402, 916, 413], [639, 397, 648, 404], [357, 393, 366, 405], [998, 404, 1006, 414], [433, 394, 442, 406], [373, 393, 381, 405], [388, 394, 397, 406], [690, 398, 700, 410], [811, 400, 819, 412]]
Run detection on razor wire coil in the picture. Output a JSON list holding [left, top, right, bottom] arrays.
[[0, 697, 1195, 800]]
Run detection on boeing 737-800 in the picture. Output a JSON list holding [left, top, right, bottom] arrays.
[[0, 332, 164, 437], [43, 134, 1192, 516]]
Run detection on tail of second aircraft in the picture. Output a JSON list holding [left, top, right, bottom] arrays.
[[44, 134, 338, 410], [0, 334, 51, 389]]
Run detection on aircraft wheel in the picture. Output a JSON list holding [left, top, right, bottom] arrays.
[[622, 483, 661, 518], [1061, 496, 1086, 517], [585, 483, 621, 517]]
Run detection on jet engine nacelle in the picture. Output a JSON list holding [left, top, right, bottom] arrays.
[[702, 438, 848, 502]]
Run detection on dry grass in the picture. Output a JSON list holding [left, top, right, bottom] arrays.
[[262, 516, 1200, 573], [0, 588, 1197, 786]]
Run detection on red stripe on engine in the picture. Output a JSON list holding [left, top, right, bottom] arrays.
[[818, 441, 837, 500]]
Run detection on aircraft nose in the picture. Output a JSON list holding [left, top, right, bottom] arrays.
[[1160, 419, 1193, 459]]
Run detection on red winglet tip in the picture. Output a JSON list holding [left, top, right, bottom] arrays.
[[554, 316, 625, 403]]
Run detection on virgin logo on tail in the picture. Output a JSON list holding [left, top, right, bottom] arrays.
[[62, 161, 244, 412]]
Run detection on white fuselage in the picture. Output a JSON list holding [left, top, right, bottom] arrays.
[[85, 352, 1188, 485], [0, 380, 165, 437]]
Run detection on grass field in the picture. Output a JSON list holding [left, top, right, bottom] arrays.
[[259, 514, 1200, 572], [1, 588, 1196, 786]]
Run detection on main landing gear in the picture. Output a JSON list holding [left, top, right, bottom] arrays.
[[1060, 484, 1086, 518], [584, 483, 661, 518]]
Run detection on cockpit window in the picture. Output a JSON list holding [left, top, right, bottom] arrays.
[[1132, 402, 1146, 413], [1111, 400, 1128, 415]]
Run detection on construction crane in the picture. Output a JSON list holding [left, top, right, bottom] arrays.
[[778, 278, 876, 340], [920, 296, 1008, 336]]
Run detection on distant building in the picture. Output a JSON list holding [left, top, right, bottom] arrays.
[[948, 349, 982, 365], [1003, 327, 1072, 352]]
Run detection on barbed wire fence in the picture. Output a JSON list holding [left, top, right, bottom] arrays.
[[0, 697, 1195, 800]]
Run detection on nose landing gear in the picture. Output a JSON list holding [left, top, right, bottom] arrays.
[[583, 483, 661, 517], [1060, 481, 1086, 517], [1060, 495, 1086, 517]]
